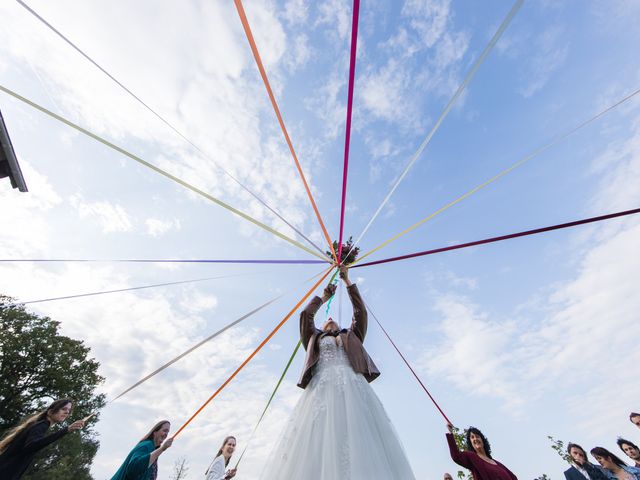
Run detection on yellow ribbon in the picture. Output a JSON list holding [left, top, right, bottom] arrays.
[[354, 86, 640, 265], [0, 84, 329, 261]]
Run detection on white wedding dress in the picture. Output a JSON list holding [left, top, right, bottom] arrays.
[[260, 335, 416, 480]]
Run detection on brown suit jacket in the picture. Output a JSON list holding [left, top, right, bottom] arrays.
[[297, 284, 380, 389]]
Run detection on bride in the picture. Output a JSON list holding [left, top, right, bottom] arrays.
[[260, 266, 415, 479]]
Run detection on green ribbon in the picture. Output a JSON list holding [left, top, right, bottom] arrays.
[[234, 340, 302, 468], [324, 268, 340, 317]]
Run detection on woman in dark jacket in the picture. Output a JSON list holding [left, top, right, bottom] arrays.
[[446, 423, 518, 480], [0, 398, 85, 480]]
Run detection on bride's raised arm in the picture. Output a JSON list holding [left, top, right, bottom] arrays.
[[341, 266, 368, 342], [300, 283, 335, 349]]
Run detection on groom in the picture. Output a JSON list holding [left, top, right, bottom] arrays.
[[297, 266, 380, 389]]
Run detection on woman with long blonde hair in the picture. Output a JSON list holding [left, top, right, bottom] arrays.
[[110, 420, 173, 480], [0, 398, 85, 479], [205, 436, 237, 480]]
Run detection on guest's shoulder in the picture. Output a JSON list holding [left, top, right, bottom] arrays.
[[26, 419, 50, 435], [135, 439, 155, 452]]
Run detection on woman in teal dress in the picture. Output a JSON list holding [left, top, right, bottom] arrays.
[[111, 420, 172, 480]]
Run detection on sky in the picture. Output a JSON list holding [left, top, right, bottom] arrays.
[[1, 0, 640, 478]]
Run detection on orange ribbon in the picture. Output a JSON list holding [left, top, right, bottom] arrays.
[[233, 0, 337, 263], [172, 266, 332, 437]]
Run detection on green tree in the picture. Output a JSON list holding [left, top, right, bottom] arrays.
[[548, 435, 572, 463], [0, 295, 106, 479]]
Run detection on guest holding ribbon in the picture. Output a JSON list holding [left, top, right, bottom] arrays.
[[110, 420, 173, 480], [205, 435, 237, 480], [446, 423, 517, 480], [0, 398, 85, 480]]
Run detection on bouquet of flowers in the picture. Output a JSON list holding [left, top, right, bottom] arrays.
[[326, 236, 359, 265]]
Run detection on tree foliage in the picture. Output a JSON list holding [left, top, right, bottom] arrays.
[[548, 435, 572, 464], [0, 295, 106, 479]]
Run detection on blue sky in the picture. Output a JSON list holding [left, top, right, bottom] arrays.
[[1, 0, 640, 478]]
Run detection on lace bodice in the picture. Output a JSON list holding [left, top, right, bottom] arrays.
[[308, 335, 358, 391], [317, 335, 349, 365]]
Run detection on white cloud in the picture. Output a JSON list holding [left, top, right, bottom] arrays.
[[518, 25, 569, 98], [589, 117, 640, 211], [420, 293, 525, 410], [316, 0, 351, 42], [364, 136, 403, 183], [0, 159, 61, 256], [304, 70, 347, 139], [283, 0, 309, 26], [402, 0, 452, 49], [145, 217, 181, 237], [417, 111, 640, 421], [180, 290, 219, 314], [590, 0, 640, 32], [358, 0, 468, 129], [0, 0, 316, 240], [284, 33, 313, 72], [69, 195, 133, 233], [360, 59, 412, 123]]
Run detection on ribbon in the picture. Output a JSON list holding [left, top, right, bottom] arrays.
[[0, 84, 328, 261], [354, 86, 640, 265], [234, 340, 302, 468], [233, 0, 337, 262], [344, 0, 524, 261], [338, 0, 361, 263], [15, 0, 328, 259], [368, 305, 453, 425], [353, 207, 640, 268], [1, 258, 325, 265], [172, 267, 332, 437], [12, 272, 264, 305]]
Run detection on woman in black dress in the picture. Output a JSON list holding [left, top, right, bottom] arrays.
[[0, 398, 85, 479]]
